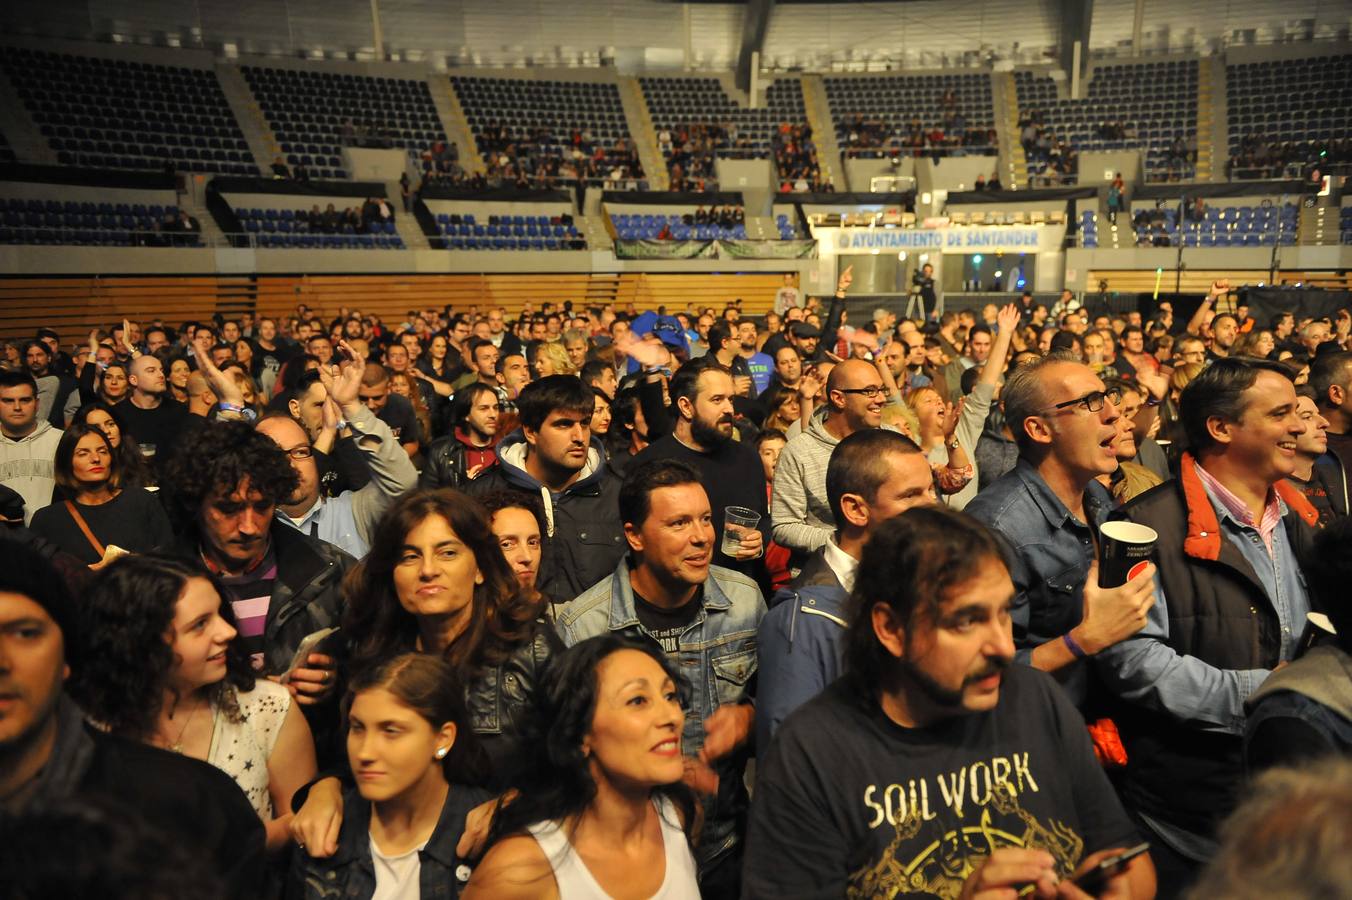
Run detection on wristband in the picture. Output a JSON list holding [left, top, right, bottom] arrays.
[[1062, 631, 1089, 660], [1144, 396, 1162, 408]]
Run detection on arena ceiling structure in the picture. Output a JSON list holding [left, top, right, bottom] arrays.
[[0, 0, 1343, 77]]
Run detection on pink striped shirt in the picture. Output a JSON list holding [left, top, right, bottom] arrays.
[[1193, 460, 1282, 554]]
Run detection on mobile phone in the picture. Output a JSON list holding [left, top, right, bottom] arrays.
[[1071, 842, 1150, 893], [280, 627, 340, 683]]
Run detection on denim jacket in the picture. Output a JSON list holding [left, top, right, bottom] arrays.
[[964, 459, 1114, 710], [289, 783, 491, 900], [555, 558, 766, 870]]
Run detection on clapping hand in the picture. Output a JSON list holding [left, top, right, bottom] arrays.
[[316, 339, 366, 409]]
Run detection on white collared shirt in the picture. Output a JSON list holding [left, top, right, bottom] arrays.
[[822, 535, 860, 594]]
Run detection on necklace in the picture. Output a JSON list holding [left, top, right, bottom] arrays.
[[164, 698, 204, 754]]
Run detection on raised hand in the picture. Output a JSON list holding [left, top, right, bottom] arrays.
[[317, 339, 366, 408], [996, 303, 1021, 335], [194, 330, 244, 407], [836, 264, 854, 295]]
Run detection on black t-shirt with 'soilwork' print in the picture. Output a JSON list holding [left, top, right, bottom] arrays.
[[744, 665, 1138, 899]]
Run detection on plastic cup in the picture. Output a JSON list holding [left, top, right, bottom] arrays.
[[722, 506, 761, 557], [1098, 521, 1158, 588]]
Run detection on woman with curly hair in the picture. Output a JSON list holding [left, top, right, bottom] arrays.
[[463, 635, 700, 899], [532, 340, 575, 378], [290, 489, 561, 854], [70, 554, 318, 854], [29, 422, 172, 565]]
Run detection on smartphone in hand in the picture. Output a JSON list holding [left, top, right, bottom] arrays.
[[280, 627, 340, 683], [1071, 842, 1150, 894]]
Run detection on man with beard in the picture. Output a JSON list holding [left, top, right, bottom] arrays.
[[419, 383, 503, 490], [736, 320, 773, 395], [631, 360, 768, 579], [24, 341, 78, 430], [744, 507, 1154, 899]]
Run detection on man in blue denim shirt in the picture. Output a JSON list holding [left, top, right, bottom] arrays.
[[966, 353, 1158, 711], [555, 458, 765, 899]]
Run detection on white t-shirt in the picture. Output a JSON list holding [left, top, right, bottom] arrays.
[[370, 835, 428, 900]]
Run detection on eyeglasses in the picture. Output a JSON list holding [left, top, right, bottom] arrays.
[[836, 385, 886, 398], [284, 446, 314, 461], [1042, 387, 1122, 415]]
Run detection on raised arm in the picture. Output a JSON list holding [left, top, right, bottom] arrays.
[[1185, 280, 1228, 337]]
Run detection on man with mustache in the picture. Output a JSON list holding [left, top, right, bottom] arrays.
[[557, 458, 766, 899], [466, 375, 625, 601], [158, 420, 352, 761], [745, 508, 1155, 899], [630, 359, 768, 580], [966, 353, 1158, 714]]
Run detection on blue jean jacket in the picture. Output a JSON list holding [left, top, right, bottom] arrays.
[[289, 783, 491, 900], [965, 459, 1114, 709], [555, 558, 766, 870]]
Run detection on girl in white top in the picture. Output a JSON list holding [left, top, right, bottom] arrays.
[[70, 554, 318, 854], [464, 636, 701, 900]]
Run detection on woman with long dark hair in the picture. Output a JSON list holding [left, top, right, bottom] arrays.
[[70, 554, 317, 854], [288, 654, 491, 899], [290, 489, 560, 851], [72, 400, 152, 489], [759, 383, 801, 433], [464, 636, 700, 899], [29, 422, 172, 565]]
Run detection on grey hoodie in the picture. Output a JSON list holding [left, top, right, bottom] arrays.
[[770, 412, 840, 554], [0, 420, 62, 524]]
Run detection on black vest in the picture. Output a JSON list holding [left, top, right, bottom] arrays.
[[1110, 472, 1317, 837]]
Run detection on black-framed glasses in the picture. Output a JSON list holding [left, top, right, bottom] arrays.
[[836, 385, 886, 398], [1043, 387, 1122, 415], [284, 446, 314, 461]]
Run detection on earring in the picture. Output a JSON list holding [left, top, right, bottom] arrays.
[[436, 747, 448, 759]]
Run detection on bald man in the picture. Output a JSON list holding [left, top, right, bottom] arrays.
[[112, 354, 189, 469], [771, 358, 890, 554]]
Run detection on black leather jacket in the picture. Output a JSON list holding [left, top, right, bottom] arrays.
[[468, 622, 563, 788], [418, 432, 498, 491], [303, 621, 562, 796]]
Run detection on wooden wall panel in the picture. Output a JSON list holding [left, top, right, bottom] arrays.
[[0, 272, 785, 347]]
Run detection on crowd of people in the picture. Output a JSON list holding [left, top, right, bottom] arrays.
[[2, 275, 1352, 899], [282, 199, 395, 236], [1226, 134, 1352, 181], [840, 112, 999, 160], [1019, 108, 1081, 185]]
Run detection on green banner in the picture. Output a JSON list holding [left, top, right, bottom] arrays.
[[719, 239, 818, 259], [614, 239, 818, 260], [614, 240, 718, 259]]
